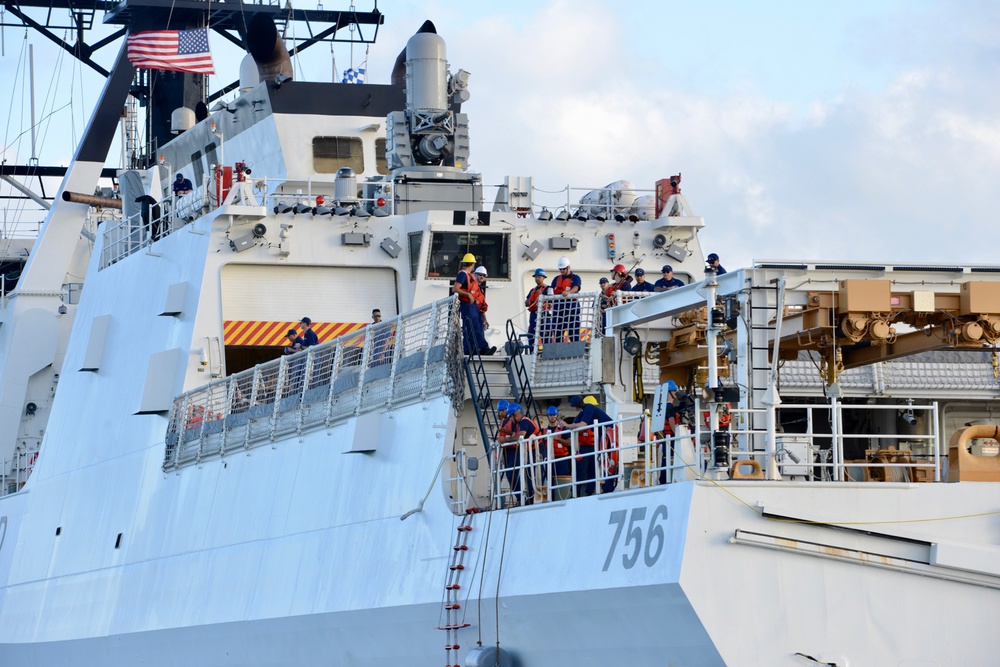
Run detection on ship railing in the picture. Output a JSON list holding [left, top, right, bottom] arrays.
[[490, 400, 944, 507], [530, 291, 601, 389], [492, 413, 649, 508], [0, 449, 39, 497], [445, 449, 476, 514], [163, 296, 463, 471], [488, 182, 663, 222], [676, 398, 941, 482], [99, 186, 206, 269]]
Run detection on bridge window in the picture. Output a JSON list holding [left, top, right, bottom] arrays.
[[375, 138, 389, 175], [409, 232, 423, 280], [426, 232, 509, 280], [313, 136, 364, 173]]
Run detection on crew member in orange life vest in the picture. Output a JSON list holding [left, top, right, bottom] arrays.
[[495, 399, 513, 443], [474, 265, 490, 335], [568, 395, 614, 496], [549, 256, 582, 343], [452, 253, 495, 356], [541, 406, 572, 479], [525, 268, 550, 352], [606, 264, 631, 305], [502, 403, 538, 504], [658, 380, 680, 485]]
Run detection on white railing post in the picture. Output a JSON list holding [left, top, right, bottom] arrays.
[[570, 428, 578, 498], [420, 304, 440, 400], [831, 397, 843, 481], [932, 400, 941, 482], [590, 419, 604, 496], [517, 437, 527, 505]]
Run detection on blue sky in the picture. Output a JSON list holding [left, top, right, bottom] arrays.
[[3, 0, 998, 268]]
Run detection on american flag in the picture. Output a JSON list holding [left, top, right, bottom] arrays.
[[127, 28, 215, 74], [342, 67, 366, 84]]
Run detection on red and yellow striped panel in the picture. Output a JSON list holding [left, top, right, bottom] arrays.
[[223, 320, 366, 347]]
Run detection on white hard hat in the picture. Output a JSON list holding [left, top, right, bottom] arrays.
[[557, 256, 570, 270], [474, 266, 488, 276]]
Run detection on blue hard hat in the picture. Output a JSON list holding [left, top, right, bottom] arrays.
[[533, 268, 547, 277], [508, 402, 522, 414], [665, 380, 678, 391], [547, 406, 559, 416], [497, 400, 509, 411]]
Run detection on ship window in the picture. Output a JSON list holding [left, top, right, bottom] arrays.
[[313, 136, 364, 173], [408, 232, 423, 280], [426, 232, 509, 280], [189, 151, 204, 187], [204, 142, 218, 171], [375, 138, 389, 175]]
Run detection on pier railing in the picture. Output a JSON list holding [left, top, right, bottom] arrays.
[[162, 296, 462, 471]]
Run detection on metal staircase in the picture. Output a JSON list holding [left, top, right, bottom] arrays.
[[504, 320, 537, 422], [463, 320, 540, 470]]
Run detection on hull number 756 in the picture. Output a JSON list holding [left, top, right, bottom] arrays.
[[603, 505, 669, 571]]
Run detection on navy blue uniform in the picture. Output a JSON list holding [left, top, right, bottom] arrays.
[[301, 329, 319, 347], [573, 404, 613, 495], [630, 280, 655, 293], [654, 277, 685, 291]]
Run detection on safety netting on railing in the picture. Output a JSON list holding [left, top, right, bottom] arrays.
[[163, 296, 462, 471], [530, 291, 601, 388]]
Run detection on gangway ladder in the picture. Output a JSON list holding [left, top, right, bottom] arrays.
[[440, 508, 478, 667], [504, 320, 538, 423]]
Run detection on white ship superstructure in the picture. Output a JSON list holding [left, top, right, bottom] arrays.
[[0, 4, 999, 666]]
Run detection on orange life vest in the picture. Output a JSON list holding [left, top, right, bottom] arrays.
[[543, 425, 570, 458], [526, 285, 547, 312], [552, 273, 577, 295], [505, 416, 539, 448], [457, 269, 482, 303]]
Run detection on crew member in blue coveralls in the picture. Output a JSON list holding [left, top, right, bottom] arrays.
[[654, 265, 685, 291], [495, 399, 512, 443], [597, 277, 611, 331], [525, 268, 549, 352], [299, 317, 319, 346], [501, 403, 538, 505], [550, 256, 582, 343], [452, 253, 495, 356], [707, 253, 727, 275], [283, 329, 305, 354], [629, 267, 655, 293], [173, 173, 193, 196], [541, 406, 572, 500], [569, 395, 614, 496], [658, 380, 680, 484]]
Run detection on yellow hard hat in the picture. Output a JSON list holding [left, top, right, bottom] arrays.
[[583, 396, 598, 406], [461, 253, 476, 264]]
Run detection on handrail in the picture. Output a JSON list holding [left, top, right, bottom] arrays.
[[163, 296, 462, 471], [504, 319, 537, 423], [490, 401, 945, 508]]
